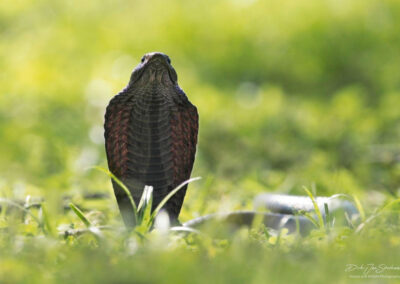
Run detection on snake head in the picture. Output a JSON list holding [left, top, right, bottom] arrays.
[[129, 52, 178, 86]]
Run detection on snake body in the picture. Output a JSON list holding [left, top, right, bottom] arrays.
[[104, 53, 358, 234], [104, 52, 198, 226]]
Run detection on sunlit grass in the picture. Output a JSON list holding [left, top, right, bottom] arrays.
[[1, 0, 400, 282]]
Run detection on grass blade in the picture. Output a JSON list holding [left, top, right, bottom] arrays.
[[40, 202, 55, 237], [137, 185, 153, 213], [324, 203, 330, 232], [0, 198, 41, 224], [378, 198, 400, 213], [327, 193, 364, 222], [355, 198, 400, 233], [69, 203, 92, 228], [93, 166, 138, 224], [301, 211, 319, 228], [150, 177, 201, 221], [138, 186, 154, 227], [303, 186, 325, 230], [352, 195, 365, 222]]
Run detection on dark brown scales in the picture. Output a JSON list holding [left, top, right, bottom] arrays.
[[104, 52, 198, 227]]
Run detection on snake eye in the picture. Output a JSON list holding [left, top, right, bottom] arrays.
[[167, 57, 171, 64], [141, 56, 145, 63]]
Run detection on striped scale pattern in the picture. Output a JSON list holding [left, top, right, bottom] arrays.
[[104, 60, 198, 227]]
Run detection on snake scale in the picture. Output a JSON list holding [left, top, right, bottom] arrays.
[[104, 52, 198, 227]]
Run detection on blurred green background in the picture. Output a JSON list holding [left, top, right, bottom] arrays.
[[1, 0, 400, 283], [2, 0, 400, 212]]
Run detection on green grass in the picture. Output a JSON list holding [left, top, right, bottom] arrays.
[[1, 0, 400, 283]]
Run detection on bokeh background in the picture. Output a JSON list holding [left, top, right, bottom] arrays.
[[1, 0, 400, 220], [2, 1, 400, 283]]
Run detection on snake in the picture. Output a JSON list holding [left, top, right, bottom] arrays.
[[104, 52, 198, 227], [104, 52, 358, 232]]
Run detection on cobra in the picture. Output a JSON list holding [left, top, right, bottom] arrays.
[[104, 52, 198, 227], [104, 53, 358, 233]]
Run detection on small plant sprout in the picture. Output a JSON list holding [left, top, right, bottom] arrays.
[[95, 166, 201, 234]]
